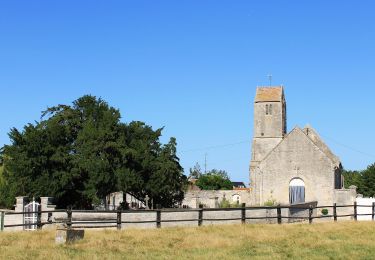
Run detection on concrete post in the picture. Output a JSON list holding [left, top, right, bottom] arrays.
[[15, 196, 28, 212], [40, 197, 55, 224]]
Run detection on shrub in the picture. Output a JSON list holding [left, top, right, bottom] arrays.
[[264, 198, 277, 207], [321, 208, 329, 215], [219, 198, 240, 208]]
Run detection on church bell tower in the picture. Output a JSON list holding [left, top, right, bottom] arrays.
[[250, 86, 287, 169]]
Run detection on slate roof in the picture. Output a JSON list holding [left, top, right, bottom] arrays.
[[255, 86, 284, 102], [232, 182, 246, 188]]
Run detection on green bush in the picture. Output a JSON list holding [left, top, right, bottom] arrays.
[[264, 198, 277, 207], [321, 208, 329, 215], [219, 198, 240, 208]]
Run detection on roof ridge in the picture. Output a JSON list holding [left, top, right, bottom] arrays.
[[302, 125, 340, 165], [257, 126, 340, 167]]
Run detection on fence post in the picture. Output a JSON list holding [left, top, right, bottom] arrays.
[[354, 202, 357, 221], [198, 204, 203, 227], [0, 211, 4, 231], [67, 207, 72, 229], [333, 203, 337, 222], [241, 203, 246, 224], [308, 205, 313, 224], [372, 202, 375, 221], [37, 205, 42, 230], [117, 209, 122, 230], [277, 204, 282, 224], [156, 204, 161, 228]]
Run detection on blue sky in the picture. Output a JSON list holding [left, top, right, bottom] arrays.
[[1, 1, 374, 184]]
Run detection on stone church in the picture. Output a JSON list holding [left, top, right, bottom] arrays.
[[250, 86, 356, 206]]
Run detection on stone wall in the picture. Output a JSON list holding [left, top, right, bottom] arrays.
[[251, 128, 341, 207], [182, 190, 252, 209], [2, 196, 56, 231]]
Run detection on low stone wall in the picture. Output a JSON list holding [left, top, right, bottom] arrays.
[[4, 213, 23, 231], [182, 190, 252, 209], [0, 203, 358, 231]]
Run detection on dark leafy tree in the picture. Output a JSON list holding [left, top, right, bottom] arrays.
[[0, 95, 186, 209], [343, 164, 375, 197], [360, 164, 375, 197], [195, 169, 232, 190], [343, 170, 364, 192], [116, 122, 186, 208]]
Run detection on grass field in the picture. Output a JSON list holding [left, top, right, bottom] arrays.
[[0, 222, 375, 259]]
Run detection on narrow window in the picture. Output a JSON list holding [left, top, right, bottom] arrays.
[[266, 104, 269, 115], [269, 104, 273, 115]]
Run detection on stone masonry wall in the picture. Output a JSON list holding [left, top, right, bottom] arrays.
[[251, 128, 338, 207]]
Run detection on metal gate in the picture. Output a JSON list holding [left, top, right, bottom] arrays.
[[24, 201, 40, 231]]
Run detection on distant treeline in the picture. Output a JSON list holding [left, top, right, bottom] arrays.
[[343, 164, 375, 197]]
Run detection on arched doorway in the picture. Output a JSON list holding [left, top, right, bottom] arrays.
[[289, 178, 305, 204]]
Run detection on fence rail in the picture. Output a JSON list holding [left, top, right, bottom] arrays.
[[1, 202, 375, 231]]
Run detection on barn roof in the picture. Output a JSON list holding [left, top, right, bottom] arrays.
[[255, 86, 284, 102]]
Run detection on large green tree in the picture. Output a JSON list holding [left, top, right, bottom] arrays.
[[0, 95, 186, 209], [195, 169, 233, 190], [343, 164, 375, 197], [360, 164, 375, 197]]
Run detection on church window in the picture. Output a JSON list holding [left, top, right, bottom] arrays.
[[266, 104, 269, 115], [289, 178, 305, 204]]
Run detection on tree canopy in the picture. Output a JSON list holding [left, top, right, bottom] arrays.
[[0, 95, 187, 209], [343, 163, 375, 197], [195, 169, 233, 190]]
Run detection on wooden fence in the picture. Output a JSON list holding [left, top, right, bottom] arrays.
[[1, 202, 375, 231]]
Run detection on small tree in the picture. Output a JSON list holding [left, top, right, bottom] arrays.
[[218, 197, 240, 208], [189, 163, 202, 179], [195, 169, 232, 190]]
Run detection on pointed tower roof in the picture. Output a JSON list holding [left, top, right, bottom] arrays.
[[255, 86, 284, 103]]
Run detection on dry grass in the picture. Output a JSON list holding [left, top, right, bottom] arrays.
[[1, 222, 375, 259]]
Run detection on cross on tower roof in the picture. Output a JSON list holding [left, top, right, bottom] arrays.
[[267, 74, 272, 86]]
